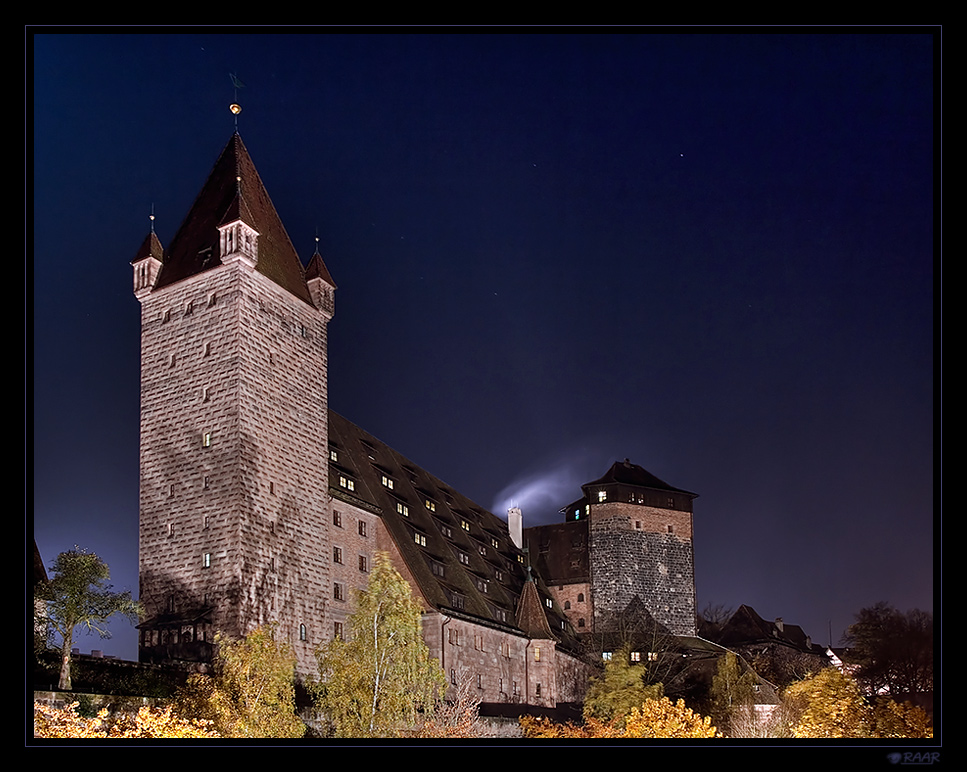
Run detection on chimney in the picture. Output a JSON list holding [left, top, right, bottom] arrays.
[[775, 617, 784, 633], [508, 506, 523, 549]]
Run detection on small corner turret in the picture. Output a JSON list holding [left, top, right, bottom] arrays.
[[132, 230, 163, 300]]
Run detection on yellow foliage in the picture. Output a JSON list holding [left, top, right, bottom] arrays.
[[521, 698, 718, 739], [34, 701, 220, 739], [871, 698, 933, 739], [783, 668, 932, 739], [623, 698, 720, 738]]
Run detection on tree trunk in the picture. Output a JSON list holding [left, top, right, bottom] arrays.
[[59, 638, 73, 691]]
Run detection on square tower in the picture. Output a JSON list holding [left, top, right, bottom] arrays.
[[132, 134, 335, 676]]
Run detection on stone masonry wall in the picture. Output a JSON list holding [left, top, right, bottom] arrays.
[[589, 502, 696, 636], [138, 260, 331, 677]]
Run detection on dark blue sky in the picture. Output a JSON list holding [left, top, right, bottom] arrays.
[[31, 31, 936, 661]]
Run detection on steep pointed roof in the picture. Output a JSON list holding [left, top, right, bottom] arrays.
[[154, 133, 313, 305], [132, 231, 164, 264], [515, 577, 557, 640], [306, 245, 337, 288]]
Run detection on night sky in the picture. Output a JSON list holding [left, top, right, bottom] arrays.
[[31, 32, 936, 662]]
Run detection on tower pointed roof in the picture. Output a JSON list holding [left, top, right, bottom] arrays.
[[154, 133, 313, 305], [305, 242, 337, 289]]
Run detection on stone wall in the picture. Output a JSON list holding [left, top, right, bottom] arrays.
[[138, 261, 331, 677], [589, 501, 696, 636]]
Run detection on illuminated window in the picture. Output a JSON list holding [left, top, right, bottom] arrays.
[[459, 552, 470, 565], [381, 475, 394, 490], [602, 652, 612, 661], [648, 651, 658, 662], [397, 502, 409, 516], [630, 651, 641, 662], [425, 499, 436, 512], [330, 448, 338, 462], [202, 432, 212, 448], [534, 647, 541, 661], [491, 537, 499, 549], [461, 520, 471, 532], [414, 532, 427, 547], [545, 598, 553, 609], [203, 552, 211, 568], [597, 490, 607, 502], [299, 624, 307, 641], [338, 475, 355, 492]]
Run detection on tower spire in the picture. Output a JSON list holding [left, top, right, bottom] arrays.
[[229, 73, 244, 131]]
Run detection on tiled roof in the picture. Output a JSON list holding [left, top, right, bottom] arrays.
[[328, 411, 584, 653], [584, 459, 697, 496], [153, 133, 317, 306], [133, 231, 164, 264]]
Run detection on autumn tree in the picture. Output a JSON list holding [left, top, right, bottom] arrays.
[[783, 668, 871, 738], [842, 602, 933, 695], [709, 651, 757, 736], [583, 644, 663, 726], [34, 702, 220, 739], [314, 552, 447, 738], [35, 548, 140, 690], [783, 667, 932, 739], [176, 624, 305, 738], [521, 698, 718, 739]]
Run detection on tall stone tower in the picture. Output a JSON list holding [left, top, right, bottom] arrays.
[[132, 133, 336, 676], [525, 459, 698, 640], [583, 460, 698, 636]]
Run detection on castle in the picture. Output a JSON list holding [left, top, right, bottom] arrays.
[[132, 133, 698, 713]]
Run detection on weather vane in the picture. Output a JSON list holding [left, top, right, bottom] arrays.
[[229, 73, 245, 129]]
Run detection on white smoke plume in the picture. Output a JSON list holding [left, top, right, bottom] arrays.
[[491, 447, 611, 528]]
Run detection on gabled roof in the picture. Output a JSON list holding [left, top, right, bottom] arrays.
[[327, 411, 584, 654], [154, 133, 316, 306], [716, 604, 819, 652]]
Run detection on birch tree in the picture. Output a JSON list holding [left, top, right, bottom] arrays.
[[315, 552, 446, 737]]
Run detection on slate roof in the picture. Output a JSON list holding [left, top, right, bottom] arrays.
[[328, 411, 585, 655], [153, 133, 318, 306]]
